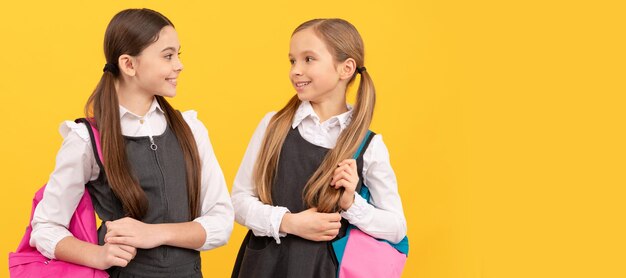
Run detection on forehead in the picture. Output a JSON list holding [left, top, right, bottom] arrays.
[[289, 28, 329, 56], [144, 25, 180, 51]]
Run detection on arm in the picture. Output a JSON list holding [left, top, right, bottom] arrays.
[[232, 112, 341, 243], [187, 110, 234, 250], [104, 218, 207, 250], [56, 236, 135, 270], [31, 121, 135, 269], [231, 112, 291, 243], [340, 134, 408, 243]]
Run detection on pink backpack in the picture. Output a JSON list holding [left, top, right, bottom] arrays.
[[8, 118, 109, 278]]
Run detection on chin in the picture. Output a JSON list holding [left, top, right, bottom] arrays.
[[159, 91, 177, 98], [295, 91, 313, 102]]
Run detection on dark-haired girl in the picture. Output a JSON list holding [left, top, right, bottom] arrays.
[[30, 9, 233, 277]]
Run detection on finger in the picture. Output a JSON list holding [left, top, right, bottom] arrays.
[[337, 169, 357, 185], [105, 222, 118, 234], [327, 221, 342, 230], [104, 233, 113, 243], [330, 165, 356, 185], [118, 244, 137, 257], [344, 167, 357, 181], [338, 158, 354, 166], [335, 177, 358, 191], [334, 179, 355, 190], [104, 229, 122, 242], [113, 245, 135, 262], [333, 179, 346, 189], [332, 170, 349, 183], [332, 166, 352, 185], [336, 171, 352, 182], [325, 228, 340, 236], [325, 212, 342, 222], [334, 164, 352, 175], [331, 170, 351, 186], [107, 236, 132, 246], [105, 236, 119, 244], [111, 256, 129, 268]]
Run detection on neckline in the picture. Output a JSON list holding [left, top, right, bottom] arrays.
[[289, 127, 331, 151], [122, 124, 170, 141]]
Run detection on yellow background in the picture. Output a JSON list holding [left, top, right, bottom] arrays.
[[1, 1, 625, 277]]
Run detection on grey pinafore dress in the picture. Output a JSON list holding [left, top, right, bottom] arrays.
[[232, 127, 374, 278], [81, 119, 202, 278]]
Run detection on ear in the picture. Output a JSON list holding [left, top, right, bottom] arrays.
[[118, 54, 137, 77], [338, 58, 357, 80]]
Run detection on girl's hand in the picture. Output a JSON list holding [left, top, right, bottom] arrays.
[[331, 159, 359, 211], [280, 208, 342, 241], [104, 217, 165, 249], [93, 243, 136, 270]]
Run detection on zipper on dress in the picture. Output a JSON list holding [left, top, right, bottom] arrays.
[[149, 135, 158, 151], [150, 135, 170, 260]]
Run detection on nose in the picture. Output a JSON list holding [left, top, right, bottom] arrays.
[[174, 57, 184, 72], [290, 63, 302, 78]]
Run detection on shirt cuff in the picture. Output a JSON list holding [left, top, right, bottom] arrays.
[[340, 194, 374, 225], [30, 228, 73, 259], [270, 207, 290, 244], [193, 217, 232, 251]]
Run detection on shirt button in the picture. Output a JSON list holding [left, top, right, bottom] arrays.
[[139, 119, 144, 124]]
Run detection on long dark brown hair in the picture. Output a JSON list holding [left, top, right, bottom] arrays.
[[85, 9, 201, 220], [253, 19, 376, 213]]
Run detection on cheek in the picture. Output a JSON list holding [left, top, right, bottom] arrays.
[[315, 67, 338, 84]]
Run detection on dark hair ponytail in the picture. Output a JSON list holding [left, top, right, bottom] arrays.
[[85, 9, 201, 220]]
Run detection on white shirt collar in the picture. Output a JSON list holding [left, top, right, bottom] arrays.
[[292, 100, 353, 130], [119, 97, 164, 119]]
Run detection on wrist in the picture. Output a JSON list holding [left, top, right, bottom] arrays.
[[91, 244, 109, 270], [154, 223, 170, 246], [340, 192, 356, 211], [279, 212, 294, 234]]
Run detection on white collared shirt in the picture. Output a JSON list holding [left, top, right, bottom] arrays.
[[30, 98, 234, 259], [231, 101, 407, 244]]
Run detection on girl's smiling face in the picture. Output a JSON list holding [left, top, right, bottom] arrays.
[[132, 25, 183, 98], [289, 28, 345, 103]]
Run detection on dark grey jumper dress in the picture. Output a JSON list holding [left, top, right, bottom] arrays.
[[232, 127, 374, 278], [80, 119, 202, 278]]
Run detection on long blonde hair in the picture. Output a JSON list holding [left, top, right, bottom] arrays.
[[253, 19, 376, 213]]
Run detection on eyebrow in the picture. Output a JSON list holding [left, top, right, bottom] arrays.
[[288, 50, 318, 57], [161, 46, 181, 52]]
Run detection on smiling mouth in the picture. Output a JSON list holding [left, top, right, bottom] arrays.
[[295, 81, 311, 88], [166, 78, 177, 86]]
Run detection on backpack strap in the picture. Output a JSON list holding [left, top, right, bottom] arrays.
[[75, 118, 104, 169], [352, 130, 375, 160], [352, 130, 376, 199]]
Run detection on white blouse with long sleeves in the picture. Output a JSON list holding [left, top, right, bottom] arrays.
[[231, 101, 407, 244], [30, 98, 234, 259]]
